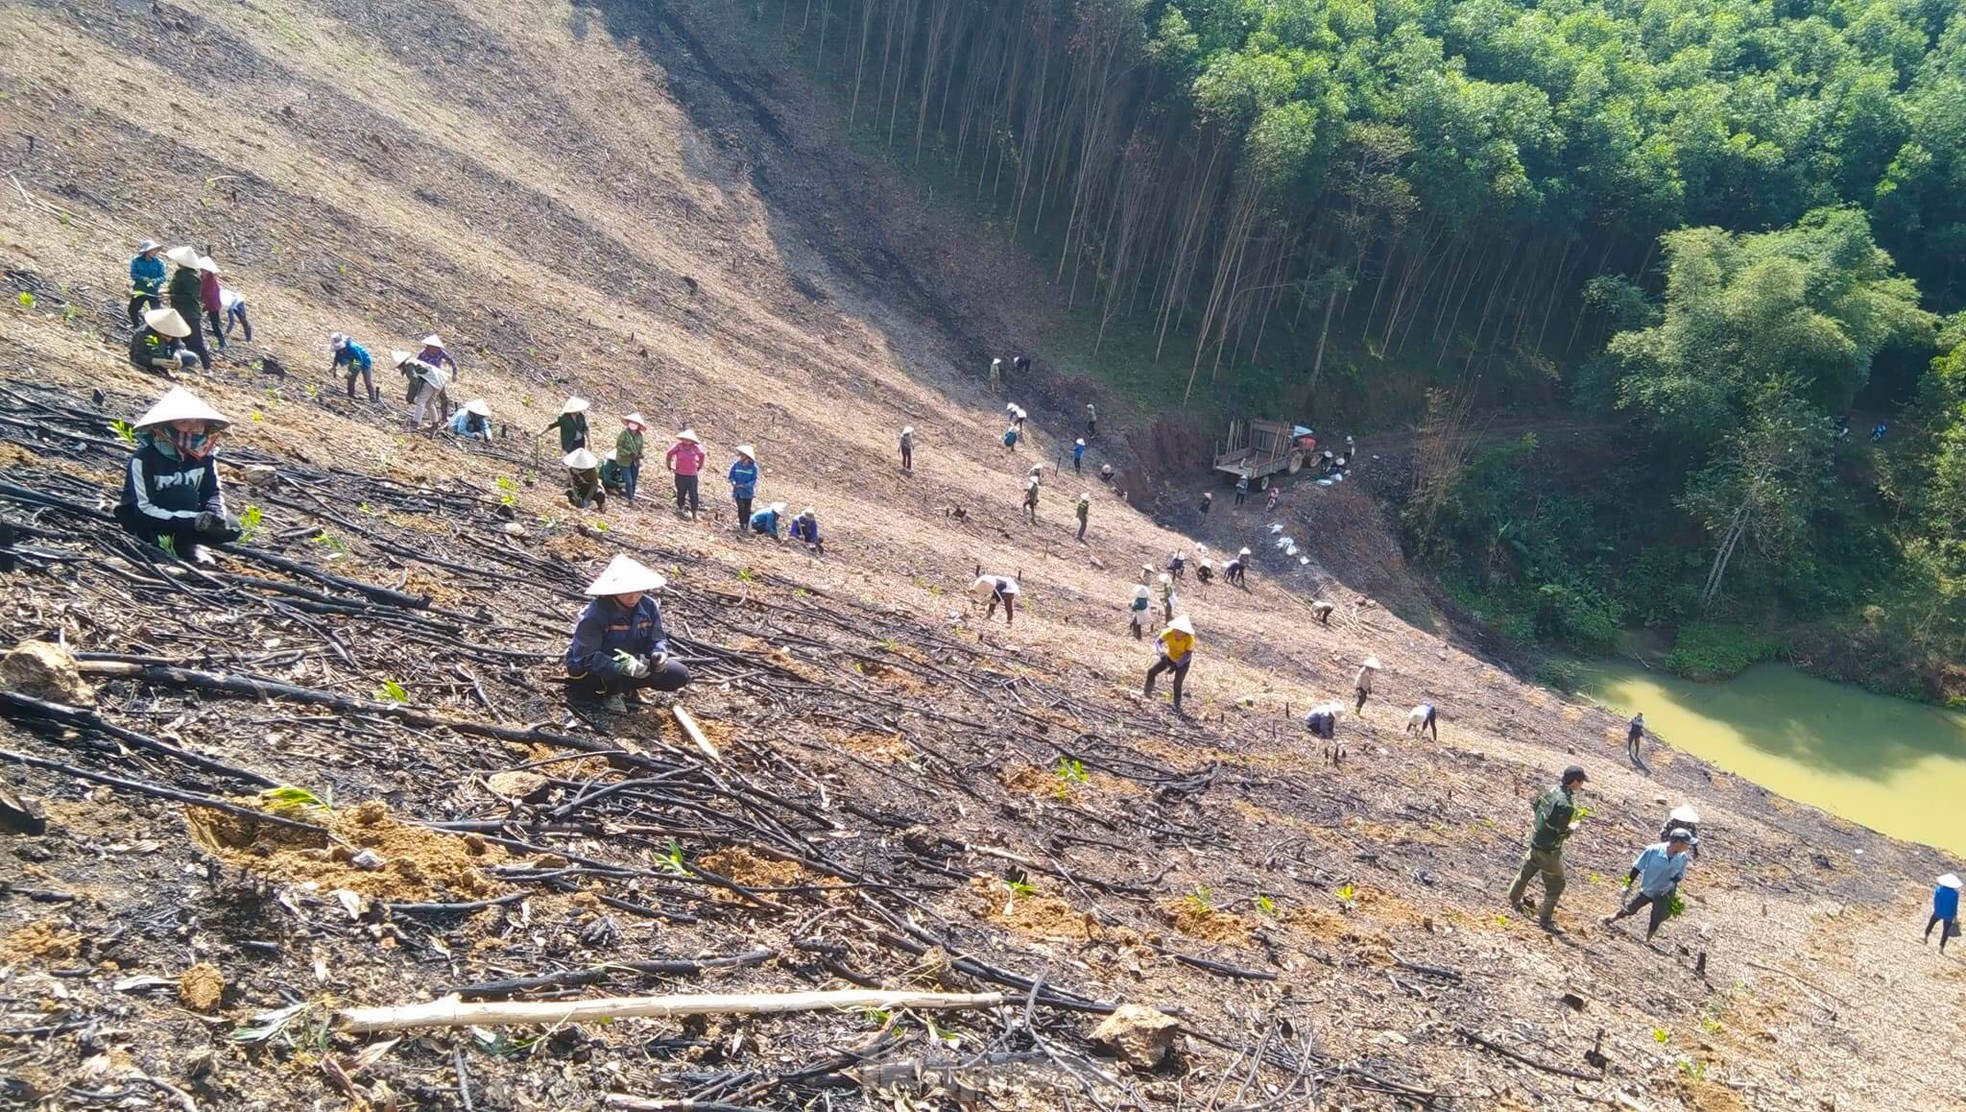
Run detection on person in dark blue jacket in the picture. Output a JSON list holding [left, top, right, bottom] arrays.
[[1928, 874, 1960, 953], [565, 555, 693, 713], [789, 508, 824, 554], [330, 333, 378, 402], [113, 387, 241, 564], [127, 239, 165, 327], [728, 445, 759, 532]]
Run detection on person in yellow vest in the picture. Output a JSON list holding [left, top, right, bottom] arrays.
[[1143, 614, 1195, 715]]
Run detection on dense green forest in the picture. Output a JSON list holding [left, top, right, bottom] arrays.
[[750, 0, 1966, 698]]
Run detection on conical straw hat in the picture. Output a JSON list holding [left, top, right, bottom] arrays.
[[564, 448, 599, 469], [1168, 614, 1195, 635], [561, 397, 589, 414], [134, 386, 230, 430], [142, 307, 191, 339], [165, 246, 200, 267], [583, 554, 666, 596]]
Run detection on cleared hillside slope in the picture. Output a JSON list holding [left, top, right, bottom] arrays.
[[0, 0, 1959, 1108]]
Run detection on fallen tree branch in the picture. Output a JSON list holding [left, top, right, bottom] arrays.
[[1455, 1025, 1602, 1082], [335, 988, 1005, 1034]]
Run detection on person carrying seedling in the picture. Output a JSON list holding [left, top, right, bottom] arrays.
[[564, 448, 606, 511], [970, 569, 1019, 626], [127, 239, 165, 327], [449, 399, 492, 441], [129, 309, 199, 376], [330, 333, 378, 402], [665, 429, 706, 519], [749, 500, 787, 540], [543, 397, 590, 452], [417, 334, 459, 415], [1507, 765, 1588, 933], [1072, 438, 1086, 475], [1143, 614, 1196, 715], [615, 413, 648, 503], [1353, 656, 1380, 713], [113, 386, 241, 563], [565, 555, 692, 713], [1926, 873, 1961, 953], [1075, 491, 1090, 541], [1603, 829, 1694, 941], [728, 444, 759, 531], [789, 507, 824, 554]]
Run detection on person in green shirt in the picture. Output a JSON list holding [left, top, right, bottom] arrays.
[[615, 413, 647, 503], [542, 397, 589, 453], [1506, 765, 1588, 932]]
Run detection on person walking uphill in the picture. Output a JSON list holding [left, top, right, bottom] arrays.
[[1075, 492, 1091, 542], [727, 444, 758, 531], [114, 387, 241, 564], [1927, 873, 1961, 953], [665, 429, 706, 519], [543, 397, 589, 453], [615, 414, 647, 503], [1507, 765, 1588, 932], [1603, 828, 1694, 941], [565, 555, 692, 714], [1143, 614, 1196, 715], [1627, 713, 1646, 766], [127, 240, 165, 327], [164, 247, 211, 370]]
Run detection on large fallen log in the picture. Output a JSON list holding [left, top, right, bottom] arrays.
[[335, 988, 1004, 1034]]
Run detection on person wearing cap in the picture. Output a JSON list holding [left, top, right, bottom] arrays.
[[564, 448, 606, 511], [1927, 874, 1961, 953], [789, 508, 824, 554], [1071, 438, 1086, 475], [330, 334, 378, 402], [395, 350, 452, 430], [1074, 492, 1090, 542], [1603, 830, 1695, 941], [1085, 402, 1096, 438], [565, 555, 691, 713], [1353, 656, 1380, 713], [1507, 765, 1589, 932], [615, 414, 647, 503], [749, 501, 787, 540], [449, 399, 493, 441], [1626, 713, 1646, 767], [127, 240, 166, 327], [1128, 578, 1151, 639], [128, 309, 200, 375], [726, 444, 759, 530], [543, 398, 590, 453], [163, 246, 211, 370], [195, 256, 225, 351], [417, 335, 459, 415], [969, 571, 1019, 626], [899, 426, 915, 472], [1225, 548, 1250, 587], [1406, 701, 1439, 741], [664, 429, 706, 519], [1143, 614, 1196, 714], [1022, 475, 1039, 523], [113, 387, 240, 562], [1157, 572, 1177, 623]]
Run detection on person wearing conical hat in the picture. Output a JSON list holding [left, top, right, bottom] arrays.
[[749, 500, 787, 540], [1928, 874, 1961, 953], [969, 570, 1019, 626], [1074, 491, 1090, 542], [394, 349, 452, 431], [1196, 556, 1214, 585], [127, 239, 165, 327], [615, 413, 648, 503], [565, 555, 691, 713], [1127, 578, 1151, 639], [128, 308, 199, 376], [664, 429, 706, 520], [448, 398, 493, 441], [727, 444, 759, 532], [1225, 546, 1251, 588], [329, 333, 378, 402], [1353, 656, 1381, 714], [113, 387, 240, 563], [1144, 613, 1196, 715], [1157, 572, 1176, 623], [1100, 462, 1114, 483], [1002, 423, 1019, 452], [542, 397, 589, 453], [195, 256, 225, 351], [1406, 701, 1439, 741], [1085, 402, 1096, 438], [564, 447, 606, 511], [788, 507, 824, 555], [1022, 473, 1040, 523], [899, 426, 914, 472], [1310, 598, 1333, 624], [417, 334, 458, 379], [219, 281, 252, 345], [1072, 437, 1085, 475], [163, 246, 211, 370]]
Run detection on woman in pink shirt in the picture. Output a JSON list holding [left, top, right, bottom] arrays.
[[663, 429, 706, 519]]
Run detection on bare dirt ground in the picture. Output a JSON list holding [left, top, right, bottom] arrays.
[[0, 1, 1961, 1108]]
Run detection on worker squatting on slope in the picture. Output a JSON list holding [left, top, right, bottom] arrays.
[[1507, 765, 1588, 933], [330, 333, 379, 402], [1143, 613, 1196, 715], [564, 449, 606, 511], [665, 429, 706, 519], [113, 387, 241, 564], [615, 414, 647, 502], [565, 555, 693, 714], [789, 508, 824, 554], [129, 309, 199, 376], [971, 572, 1019, 627], [1602, 828, 1694, 941], [544, 397, 590, 452], [449, 399, 493, 441], [750, 501, 788, 540]]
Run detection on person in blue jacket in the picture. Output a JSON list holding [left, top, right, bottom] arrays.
[[113, 387, 241, 564], [1603, 829, 1694, 941], [127, 239, 165, 327], [728, 444, 759, 532], [330, 333, 378, 402], [1072, 438, 1086, 474], [749, 500, 786, 540], [564, 555, 693, 713], [449, 399, 492, 441], [1928, 873, 1960, 953], [789, 508, 824, 554]]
